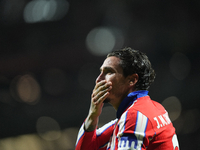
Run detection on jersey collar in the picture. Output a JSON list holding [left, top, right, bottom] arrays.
[[116, 90, 149, 118]]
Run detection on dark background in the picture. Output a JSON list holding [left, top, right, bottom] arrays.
[[0, 0, 200, 149]]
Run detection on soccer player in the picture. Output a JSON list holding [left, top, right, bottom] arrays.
[[75, 47, 180, 150]]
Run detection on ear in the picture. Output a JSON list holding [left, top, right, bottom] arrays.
[[129, 73, 139, 87]]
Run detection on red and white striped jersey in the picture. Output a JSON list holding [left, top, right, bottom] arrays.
[[75, 90, 180, 150]]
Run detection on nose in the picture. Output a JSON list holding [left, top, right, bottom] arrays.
[[95, 73, 104, 83]]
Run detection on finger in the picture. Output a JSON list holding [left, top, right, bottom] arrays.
[[93, 80, 107, 90], [94, 91, 110, 104], [92, 86, 112, 103], [93, 81, 112, 97], [92, 83, 111, 98]]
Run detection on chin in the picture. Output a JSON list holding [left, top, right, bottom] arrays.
[[103, 98, 110, 103]]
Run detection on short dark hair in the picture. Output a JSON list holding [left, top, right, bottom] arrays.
[[107, 47, 156, 90]]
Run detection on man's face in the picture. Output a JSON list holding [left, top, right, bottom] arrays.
[[95, 56, 131, 109]]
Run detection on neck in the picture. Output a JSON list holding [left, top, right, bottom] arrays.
[[111, 90, 136, 110]]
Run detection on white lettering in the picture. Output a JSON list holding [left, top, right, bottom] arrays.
[[131, 141, 135, 148], [158, 115, 168, 126], [154, 112, 172, 129], [154, 117, 160, 129], [163, 112, 171, 124], [118, 140, 137, 150]]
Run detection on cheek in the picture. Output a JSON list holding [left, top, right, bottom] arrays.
[[105, 75, 114, 82]]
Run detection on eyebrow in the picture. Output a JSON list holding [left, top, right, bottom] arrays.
[[100, 66, 115, 72]]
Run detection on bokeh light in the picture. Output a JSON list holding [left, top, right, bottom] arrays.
[[86, 27, 124, 56], [0, 127, 79, 150], [162, 96, 182, 122], [10, 74, 41, 105], [169, 52, 191, 80], [0, 134, 43, 150], [23, 0, 69, 23], [36, 116, 61, 141]]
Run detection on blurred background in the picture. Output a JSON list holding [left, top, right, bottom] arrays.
[[0, 0, 199, 149]]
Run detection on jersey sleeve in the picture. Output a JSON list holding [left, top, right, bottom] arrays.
[[75, 119, 117, 150]]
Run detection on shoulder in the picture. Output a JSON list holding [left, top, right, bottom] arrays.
[[117, 96, 165, 131], [128, 96, 166, 118], [128, 96, 175, 133]]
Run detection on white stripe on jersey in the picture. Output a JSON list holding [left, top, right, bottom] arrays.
[[96, 119, 118, 137], [117, 111, 148, 150], [75, 123, 85, 146], [134, 111, 148, 140], [117, 110, 129, 137]]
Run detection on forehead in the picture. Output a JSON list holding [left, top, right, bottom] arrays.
[[101, 56, 122, 70]]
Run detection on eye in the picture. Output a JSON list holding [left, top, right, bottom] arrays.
[[100, 67, 115, 75], [105, 70, 113, 74]]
